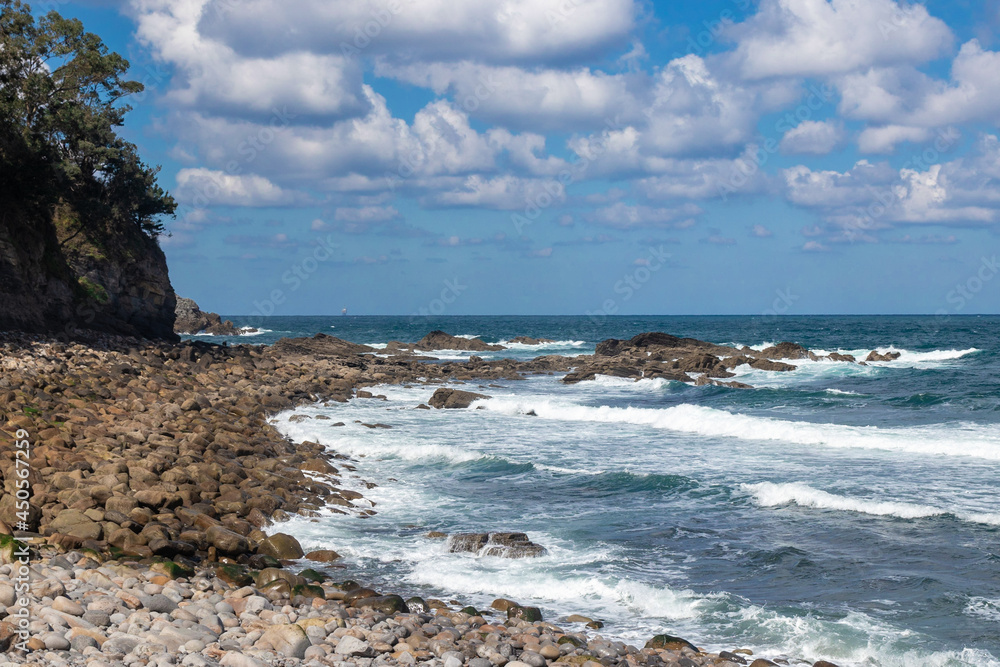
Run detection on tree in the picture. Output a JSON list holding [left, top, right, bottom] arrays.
[[0, 0, 175, 238]]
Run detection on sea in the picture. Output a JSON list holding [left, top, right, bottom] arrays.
[[187, 315, 1000, 667]]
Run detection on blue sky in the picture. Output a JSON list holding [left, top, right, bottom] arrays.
[[46, 0, 1000, 316]]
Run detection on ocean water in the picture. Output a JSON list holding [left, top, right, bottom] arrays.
[[189, 316, 1000, 666]]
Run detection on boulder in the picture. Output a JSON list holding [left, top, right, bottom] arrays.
[[415, 331, 505, 352], [49, 509, 102, 540], [257, 533, 304, 560], [449, 532, 546, 558], [205, 526, 249, 556], [260, 624, 310, 658], [304, 549, 341, 562], [645, 634, 699, 653], [865, 350, 901, 362], [757, 342, 813, 360], [428, 388, 491, 409]]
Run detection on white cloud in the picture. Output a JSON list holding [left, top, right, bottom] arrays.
[[587, 202, 702, 229], [726, 0, 952, 79], [134, 0, 368, 121], [174, 169, 309, 207], [424, 175, 565, 210], [750, 224, 774, 237], [780, 120, 843, 155], [376, 61, 642, 131], [783, 137, 1000, 238], [196, 0, 638, 64], [334, 206, 400, 223]]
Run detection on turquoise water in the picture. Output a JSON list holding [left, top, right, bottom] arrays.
[[192, 316, 1000, 666]]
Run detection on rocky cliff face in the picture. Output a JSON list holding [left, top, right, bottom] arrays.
[[0, 204, 177, 340]]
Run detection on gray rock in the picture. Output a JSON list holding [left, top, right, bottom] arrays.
[[219, 653, 266, 667], [71, 635, 100, 651], [519, 652, 546, 667], [41, 632, 71, 650], [335, 636, 372, 656], [103, 636, 143, 655], [141, 594, 178, 613]]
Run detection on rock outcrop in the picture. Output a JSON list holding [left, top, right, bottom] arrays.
[[174, 297, 255, 336], [0, 205, 177, 340]]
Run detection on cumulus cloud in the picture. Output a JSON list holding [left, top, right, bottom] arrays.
[[134, 0, 369, 122], [783, 136, 1000, 240], [174, 169, 310, 207], [726, 0, 952, 79], [195, 0, 638, 64], [780, 120, 844, 155]]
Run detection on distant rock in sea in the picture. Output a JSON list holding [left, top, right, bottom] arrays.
[[174, 297, 255, 336]]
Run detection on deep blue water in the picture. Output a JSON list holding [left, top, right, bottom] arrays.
[[192, 316, 1000, 666]]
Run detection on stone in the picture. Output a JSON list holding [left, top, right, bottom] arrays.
[[206, 526, 249, 556], [645, 634, 698, 653], [428, 388, 491, 409], [256, 533, 304, 560], [260, 624, 310, 658], [219, 653, 267, 667], [50, 509, 102, 540], [52, 596, 85, 616], [507, 606, 543, 622], [304, 549, 340, 562], [335, 636, 372, 657], [141, 593, 178, 613], [520, 652, 546, 667]]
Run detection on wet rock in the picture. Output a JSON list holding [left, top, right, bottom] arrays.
[[449, 532, 546, 557], [256, 532, 304, 559], [645, 634, 699, 652], [428, 388, 491, 409]]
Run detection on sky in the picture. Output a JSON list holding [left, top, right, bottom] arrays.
[[39, 0, 1000, 316]]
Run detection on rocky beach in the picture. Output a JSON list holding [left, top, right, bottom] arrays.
[[0, 328, 857, 667]]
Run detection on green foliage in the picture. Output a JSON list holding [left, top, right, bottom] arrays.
[[0, 0, 175, 238], [77, 275, 109, 303]]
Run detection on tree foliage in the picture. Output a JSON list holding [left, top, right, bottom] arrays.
[[0, 0, 174, 238]]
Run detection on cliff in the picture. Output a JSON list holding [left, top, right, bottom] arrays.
[[0, 203, 177, 341]]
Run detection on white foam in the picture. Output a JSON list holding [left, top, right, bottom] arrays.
[[589, 375, 678, 390], [237, 327, 272, 336], [275, 416, 486, 465], [745, 482, 1000, 526], [744, 482, 945, 519], [965, 597, 1000, 623], [475, 398, 1000, 461], [825, 389, 861, 395], [498, 339, 589, 349]]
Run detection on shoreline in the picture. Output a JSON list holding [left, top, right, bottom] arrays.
[[0, 329, 843, 667]]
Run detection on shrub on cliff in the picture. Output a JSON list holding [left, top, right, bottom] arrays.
[[0, 0, 175, 238]]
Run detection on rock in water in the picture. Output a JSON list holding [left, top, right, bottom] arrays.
[[415, 331, 506, 351], [645, 634, 699, 652], [428, 388, 491, 409], [449, 532, 546, 557], [174, 297, 251, 335]]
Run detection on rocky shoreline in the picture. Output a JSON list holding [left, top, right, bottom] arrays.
[[0, 329, 853, 667]]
